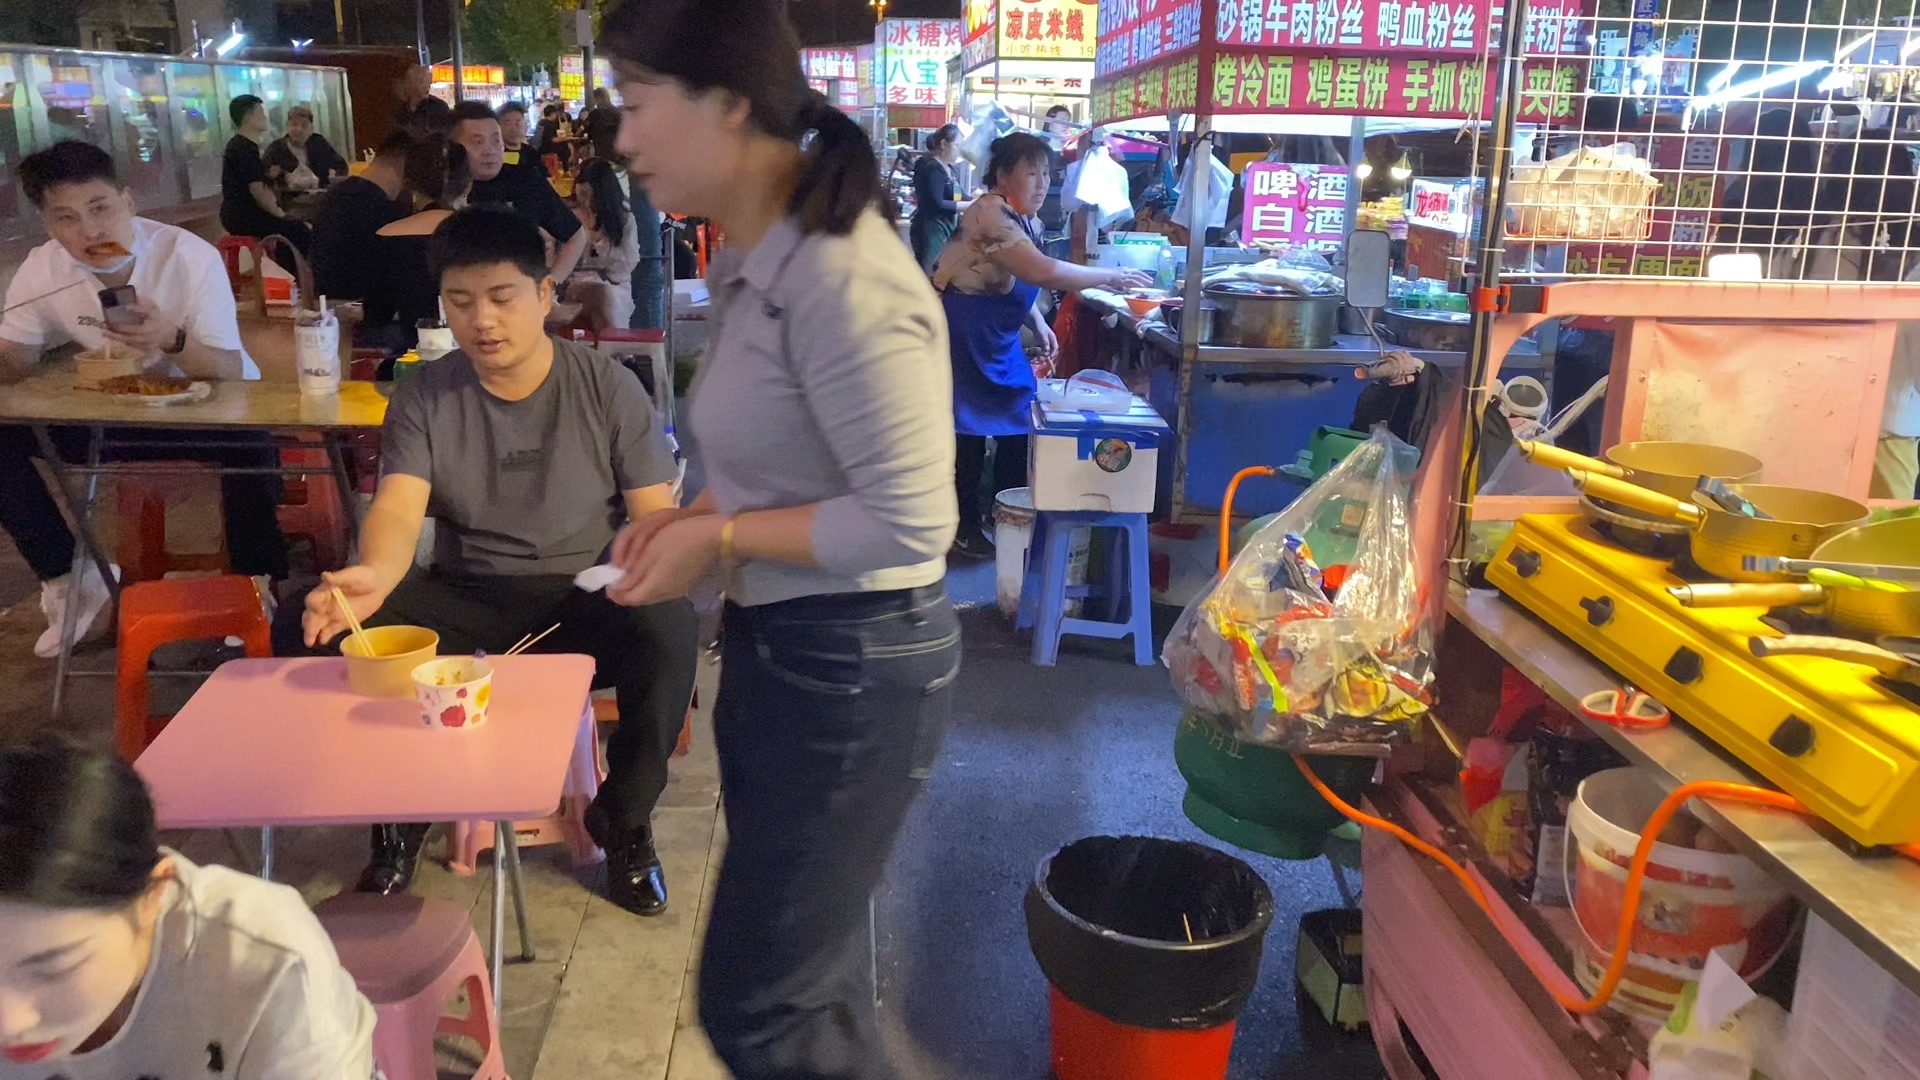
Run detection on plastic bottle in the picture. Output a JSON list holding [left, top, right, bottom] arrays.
[[391, 349, 423, 384], [1155, 244, 1176, 292]]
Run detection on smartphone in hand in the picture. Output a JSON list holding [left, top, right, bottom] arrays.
[[97, 285, 142, 331]]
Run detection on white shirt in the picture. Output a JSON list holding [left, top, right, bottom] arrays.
[[0, 216, 259, 379], [0, 852, 377, 1080]]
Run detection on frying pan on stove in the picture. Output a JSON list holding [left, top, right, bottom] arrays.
[[1516, 439, 1765, 509], [1568, 471, 1869, 582], [1750, 635, 1920, 692], [1670, 517, 1920, 639]]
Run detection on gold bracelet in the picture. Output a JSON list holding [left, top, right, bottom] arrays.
[[719, 517, 737, 583]]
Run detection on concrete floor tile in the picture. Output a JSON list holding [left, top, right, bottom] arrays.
[[531, 806, 716, 1080], [657, 658, 721, 810], [663, 816, 727, 1080]]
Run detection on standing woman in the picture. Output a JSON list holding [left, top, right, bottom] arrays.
[[909, 123, 963, 272], [597, 2, 960, 1077], [933, 131, 1149, 556]]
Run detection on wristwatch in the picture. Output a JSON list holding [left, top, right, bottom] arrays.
[[162, 326, 187, 355]]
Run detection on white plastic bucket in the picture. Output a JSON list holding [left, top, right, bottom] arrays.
[[1564, 769, 1798, 1020], [994, 487, 1037, 618]]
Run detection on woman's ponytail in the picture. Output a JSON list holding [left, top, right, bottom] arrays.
[[789, 94, 879, 236]]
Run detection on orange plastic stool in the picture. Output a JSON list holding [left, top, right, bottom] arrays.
[[277, 443, 349, 571], [315, 894, 508, 1080], [114, 461, 229, 584], [115, 575, 271, 760], [216, 235, 263, 296]]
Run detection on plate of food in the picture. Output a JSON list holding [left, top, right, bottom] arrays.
[[96, 375, 211, 406]]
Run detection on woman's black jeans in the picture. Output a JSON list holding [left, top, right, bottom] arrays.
[[700, 584, 960, 1080]]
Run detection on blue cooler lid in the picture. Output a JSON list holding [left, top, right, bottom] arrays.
[[1031, 396, 1168, 454]]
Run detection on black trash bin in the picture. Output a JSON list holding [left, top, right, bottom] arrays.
[[1024, 835, 1275, 1080]]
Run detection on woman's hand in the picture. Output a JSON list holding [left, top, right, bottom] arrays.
[[302, 566, 390, 647], [610, 506, 701, 570], [1106, 268, 1154, 291], [607, 514, 724, 607], [1032, 320, 1060, 377]]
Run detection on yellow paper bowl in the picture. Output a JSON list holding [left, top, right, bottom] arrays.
[[341, 625, 440, 698]]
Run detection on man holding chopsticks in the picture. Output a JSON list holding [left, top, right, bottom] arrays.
[[289, 207, 699, 916]]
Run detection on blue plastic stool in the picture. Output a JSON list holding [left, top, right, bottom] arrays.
[[1016, 510, 1154, 667]]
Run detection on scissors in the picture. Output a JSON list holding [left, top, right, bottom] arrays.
[[1580, 687, 1671, 730]]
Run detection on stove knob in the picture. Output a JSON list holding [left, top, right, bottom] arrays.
[[1768, 715, 1816, 758], [1505, 547, 1542, 578], [1579, 596, 1615, 627]]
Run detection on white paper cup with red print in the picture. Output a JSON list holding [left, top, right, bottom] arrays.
[[411, 657, 493, 730]]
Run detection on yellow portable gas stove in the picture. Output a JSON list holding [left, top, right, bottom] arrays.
[[1486, 514, 1920, 848]]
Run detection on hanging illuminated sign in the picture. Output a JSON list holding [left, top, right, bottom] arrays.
[[999, 0, 1098, 61], [877, 18, 965, 107]]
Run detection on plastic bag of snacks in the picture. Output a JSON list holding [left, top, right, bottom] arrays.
[[1163, 428, 1432, 753]]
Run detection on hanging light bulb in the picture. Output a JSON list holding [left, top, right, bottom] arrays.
[[1390, 152, 1412, 181]]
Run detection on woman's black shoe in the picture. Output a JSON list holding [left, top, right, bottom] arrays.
[[586, 805, 669, 917], [356, 823, 431, 895], [949, 527, 995, 562]]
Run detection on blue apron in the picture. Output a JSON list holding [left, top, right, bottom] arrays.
[[943, 217, 1043, 438]]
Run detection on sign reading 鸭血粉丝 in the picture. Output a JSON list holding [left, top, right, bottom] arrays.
[[1241, 163, 1349, 253], [1090, 0, 1592, 127]]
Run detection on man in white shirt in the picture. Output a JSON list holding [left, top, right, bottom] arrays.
[[0, 141, 286, 657]]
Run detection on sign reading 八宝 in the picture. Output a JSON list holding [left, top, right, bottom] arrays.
[[1240, 162, 1348, 253], [878, 18, 965, 106]]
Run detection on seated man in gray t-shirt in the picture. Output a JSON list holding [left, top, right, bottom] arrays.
[[293, 207, 698, 917]]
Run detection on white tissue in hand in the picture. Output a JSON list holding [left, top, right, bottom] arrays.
[[574, 564, 625, 592]]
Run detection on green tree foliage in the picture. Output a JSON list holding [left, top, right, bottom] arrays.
[[464, 0, 565, 76]]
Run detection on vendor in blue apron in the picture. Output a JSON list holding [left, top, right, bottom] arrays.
[[932, 131, 1151, 558]]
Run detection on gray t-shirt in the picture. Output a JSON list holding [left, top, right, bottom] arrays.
[[382, 336, 676, 577]]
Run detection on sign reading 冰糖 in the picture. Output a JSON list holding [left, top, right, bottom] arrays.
[[878, 18, 965, 107], [1240, 162, 1349, 252]]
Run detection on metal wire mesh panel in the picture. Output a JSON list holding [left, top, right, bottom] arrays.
[[1499, 0, 1920, 284]]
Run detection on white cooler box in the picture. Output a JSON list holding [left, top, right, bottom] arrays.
[[1029, 373, 1169, 513]]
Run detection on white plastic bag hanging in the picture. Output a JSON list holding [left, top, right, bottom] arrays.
[[1062, 145, 1133, 231], [1171, 151, 1233, 231]]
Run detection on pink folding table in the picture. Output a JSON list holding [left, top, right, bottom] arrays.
[[134, 654, 597, 1017]]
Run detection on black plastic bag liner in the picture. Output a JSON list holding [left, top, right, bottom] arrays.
[[1025, 836, 1275, 1030]]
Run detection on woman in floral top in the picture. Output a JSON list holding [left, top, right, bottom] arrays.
[[932, 132, 1149, 557]]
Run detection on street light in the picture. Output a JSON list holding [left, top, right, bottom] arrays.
[[870, 0, 889, 19]]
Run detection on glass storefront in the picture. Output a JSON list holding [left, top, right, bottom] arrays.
[[0, 47, 351, 240]]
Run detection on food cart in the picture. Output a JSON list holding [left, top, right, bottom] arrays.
[[1203, 0, 1920, 1070], [1080, 0, 1584, 522]]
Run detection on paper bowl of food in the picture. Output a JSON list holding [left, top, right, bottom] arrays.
[[341, 625, 440, 698], [74, 345, 142, 389], [412, 657, 493, 730], [1124, 289, 1169, 318]]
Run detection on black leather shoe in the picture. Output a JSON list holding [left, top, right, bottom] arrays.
[[585, 806, 668, 917], [356, 823, 430, 895]]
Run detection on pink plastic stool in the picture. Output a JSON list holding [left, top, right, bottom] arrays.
[[314, 893, 508, 1080], [448, 702, 602, 875]]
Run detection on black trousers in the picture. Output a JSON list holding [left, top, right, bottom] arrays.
[[0, 425, 287, 582], [276, 568, 700, 833], [699, 584, 959, 1080], [954, 433, 1028, 534]]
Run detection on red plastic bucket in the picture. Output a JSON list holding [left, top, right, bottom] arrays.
[[1049, 986, 1236, 1080]]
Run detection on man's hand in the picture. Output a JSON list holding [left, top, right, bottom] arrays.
[[302, 566, 392, 647], [101, 300, 183, 357]]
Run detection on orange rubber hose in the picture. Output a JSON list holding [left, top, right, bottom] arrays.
[[1296, 753, 1806, 1013], [1220, 466, 1277, 573]]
